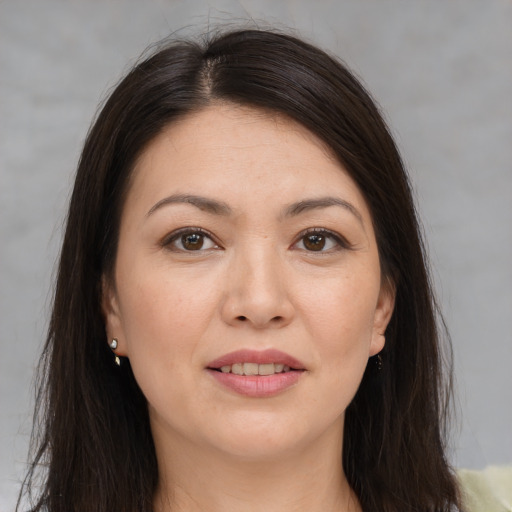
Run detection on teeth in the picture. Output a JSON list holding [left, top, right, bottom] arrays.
[[258, 363, 275, 376], [244, 362, 259, 375], [232, 363, 244, 375], [217, 363, 294, 375]]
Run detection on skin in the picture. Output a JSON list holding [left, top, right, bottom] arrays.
[[103, 103, 395, 512]]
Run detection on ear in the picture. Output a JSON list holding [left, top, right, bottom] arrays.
[[369, 277, 396, 357], [101, 275, 126, 356]]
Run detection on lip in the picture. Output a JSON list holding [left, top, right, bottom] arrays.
[[206, 349, 306, 398], [206, 349, 306, 370]]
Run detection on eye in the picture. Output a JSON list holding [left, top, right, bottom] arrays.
[[293, 229, 348, 252], [163, 228, 219, 252]]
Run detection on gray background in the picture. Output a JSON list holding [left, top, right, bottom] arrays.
[[1, 0, 511, 509]]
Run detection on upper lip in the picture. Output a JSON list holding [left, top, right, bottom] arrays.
[[207, 349, 306, 370]]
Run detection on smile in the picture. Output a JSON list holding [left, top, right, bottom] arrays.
[[206, 349, 306, 397], [217, 362, 293, 375], [207, 348, 305, 372]]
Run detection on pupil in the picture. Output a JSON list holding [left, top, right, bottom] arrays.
[[305, 234, 325, 251], [182, 233, 203, 250]]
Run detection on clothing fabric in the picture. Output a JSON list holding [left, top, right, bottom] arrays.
[[458, 466, 512, 512]]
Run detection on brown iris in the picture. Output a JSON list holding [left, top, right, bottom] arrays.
[[182, 233, 204, 250], [303, 233, 326, 251]]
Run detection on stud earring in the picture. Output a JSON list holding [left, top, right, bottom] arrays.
[[109, 338, 121, 366], [374, 333, 385, 371]]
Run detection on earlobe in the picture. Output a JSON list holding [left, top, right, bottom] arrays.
[[369, 278, 396, 356], [101, 275, 125, 355]]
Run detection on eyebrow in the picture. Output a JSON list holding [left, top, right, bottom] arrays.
[[283, 197, 364, 225], [146, 194, 232, 217], [146, 193, 363, 226]]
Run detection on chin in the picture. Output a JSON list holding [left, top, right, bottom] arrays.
[[212, 433, 304, 462], [200, 411, 342, 462]]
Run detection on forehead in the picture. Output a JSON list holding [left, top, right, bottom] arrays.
[[136, 103, 336, 168], [127, 103, 369, 218]]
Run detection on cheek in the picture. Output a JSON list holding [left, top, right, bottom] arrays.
[[297, 268, 380, 371], [115, 267, 218, 380], [114, 275, 218, 429]]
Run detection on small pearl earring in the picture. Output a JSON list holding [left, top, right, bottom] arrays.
[[109, 338, 121, 365]]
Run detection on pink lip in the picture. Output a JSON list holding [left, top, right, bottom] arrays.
[[207, 371, 303, 397], [206, 349, 306, 398], [207, 349, 305, 370]]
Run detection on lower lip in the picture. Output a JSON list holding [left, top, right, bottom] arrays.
[[207, 369, 303, 397]]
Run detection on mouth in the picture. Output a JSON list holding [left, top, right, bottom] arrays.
[[209, 362, 297, 376], [206, 348, 306, 373], [206, 349, 306, 397]]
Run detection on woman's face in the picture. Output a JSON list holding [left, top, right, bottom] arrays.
[[103, 104, 394, 461]]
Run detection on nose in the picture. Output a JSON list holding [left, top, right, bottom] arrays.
[[220, 243, 295, 329]]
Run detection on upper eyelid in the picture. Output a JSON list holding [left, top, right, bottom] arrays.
[[161, 227, 220, 248], [293, 227, 351, 247], [160, 226, 351, 250]]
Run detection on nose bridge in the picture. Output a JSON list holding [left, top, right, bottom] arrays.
[[222, 236, 293, 328]]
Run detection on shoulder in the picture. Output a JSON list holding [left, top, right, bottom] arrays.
[[457, 466, 512, 512]]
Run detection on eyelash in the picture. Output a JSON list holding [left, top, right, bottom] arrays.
[[292, 228, 352, 253], [161, 227, 352, 253], [161, 227, 220, 252]]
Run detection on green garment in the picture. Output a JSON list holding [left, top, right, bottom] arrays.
[[458, 466, 512, 512]]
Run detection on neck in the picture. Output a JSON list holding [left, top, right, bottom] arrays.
[[152, 423, 361, 512]]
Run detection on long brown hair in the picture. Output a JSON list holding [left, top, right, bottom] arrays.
[[19, 29, 460, 511]]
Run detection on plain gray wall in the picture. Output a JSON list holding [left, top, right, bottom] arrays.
[[1, 0, 511, 509]]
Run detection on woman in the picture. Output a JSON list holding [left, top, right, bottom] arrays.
[[19, 28, 461, 511]]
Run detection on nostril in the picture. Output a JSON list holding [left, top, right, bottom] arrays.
[[237, 316, 247, 321]]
